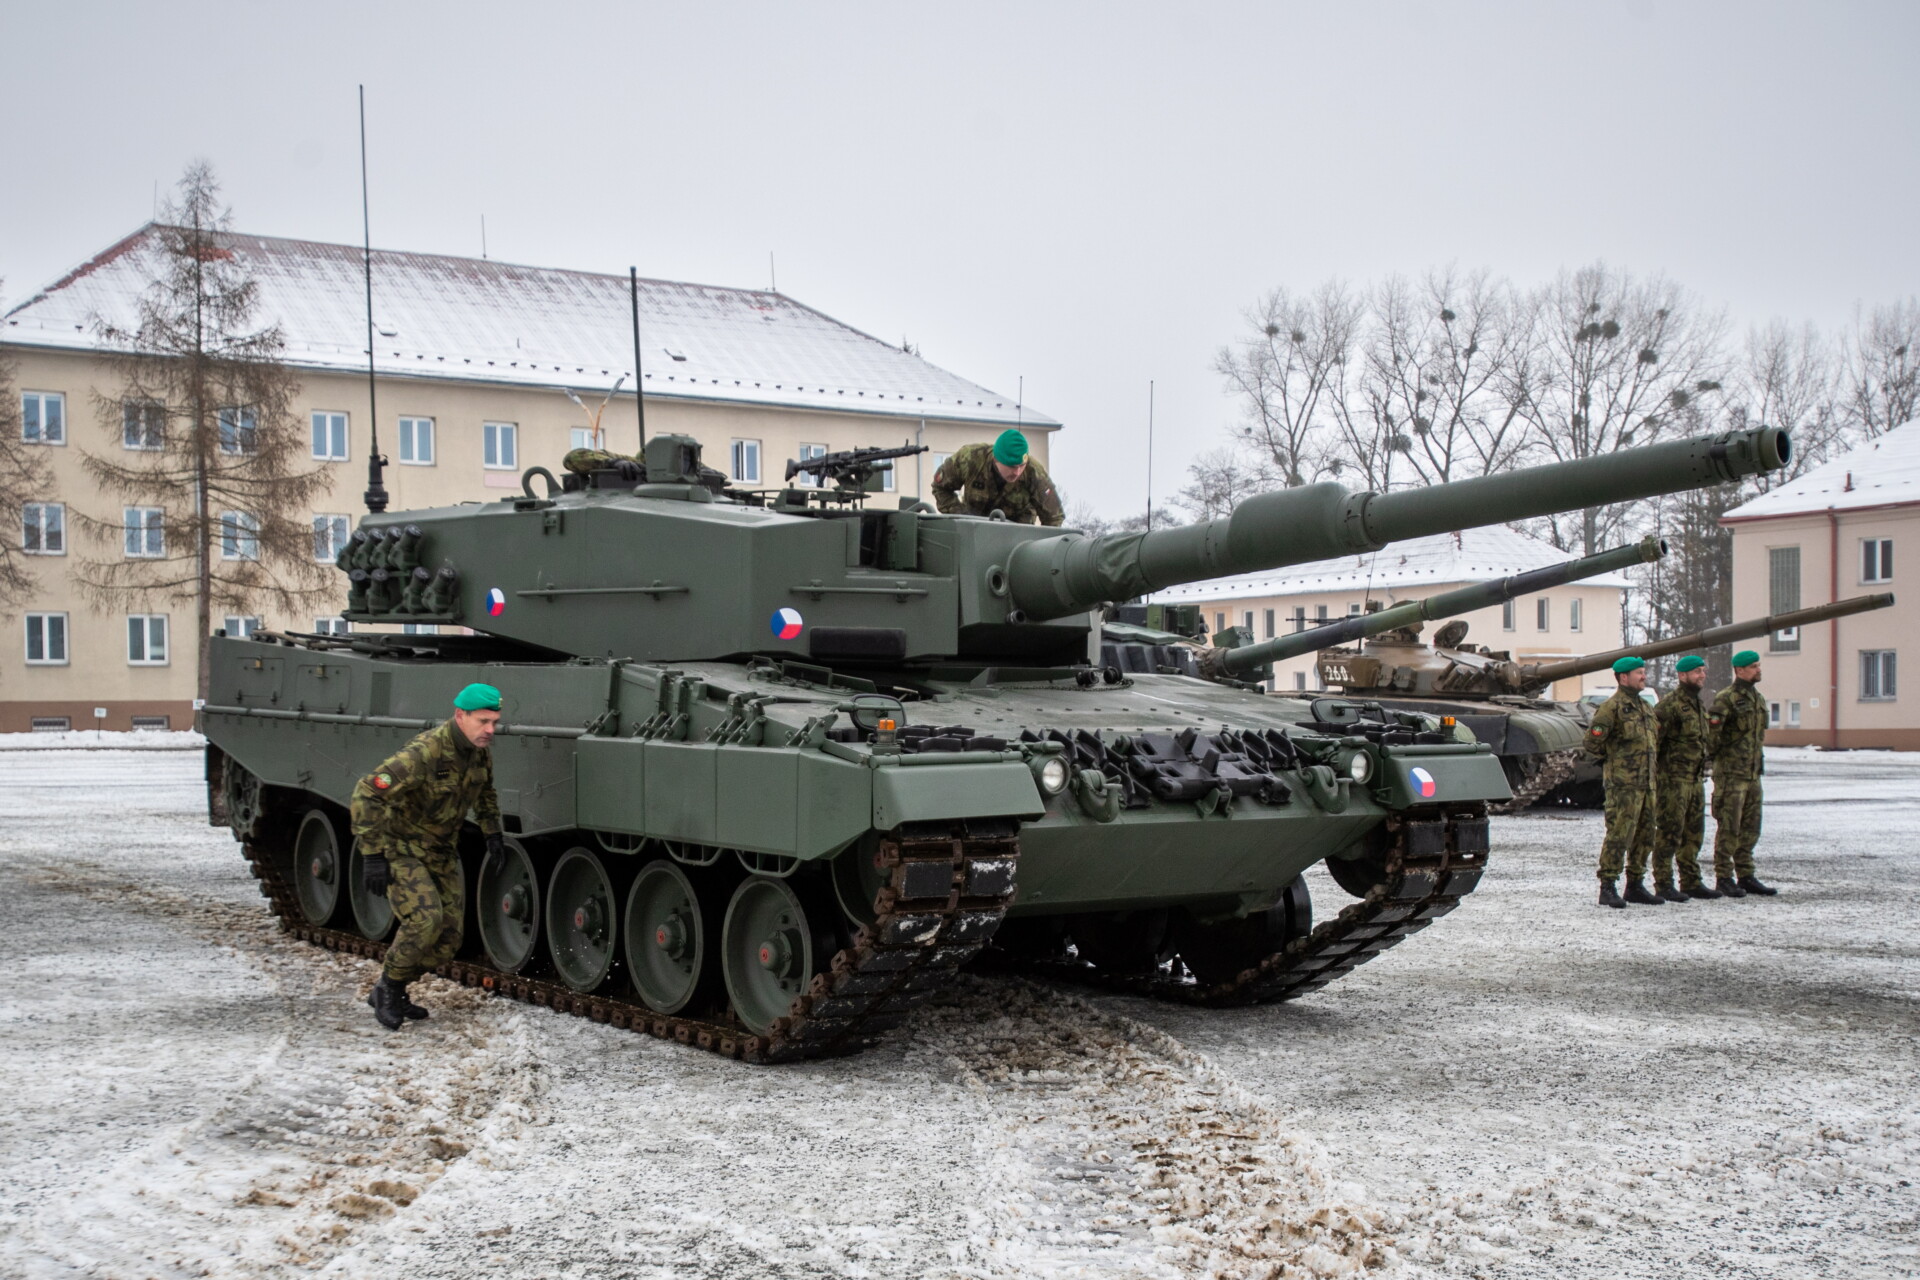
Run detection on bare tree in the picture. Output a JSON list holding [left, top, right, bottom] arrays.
[[74, 162, 330, 696], [1214, 282, 1362, 486], [0, 293, 55, 614], [1508, 263, 1729, 554], [1842, 298, 1920, 439], [1727, 319, 1844, 488], [1168, 447, 1280, 521], [1065, 500, 1182, 538]]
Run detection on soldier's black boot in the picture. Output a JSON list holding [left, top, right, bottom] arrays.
[[1738, 874, 1778, 896], [1624, 879, 1665, 906], [1685, 882, 1723, 900], [367, 977, 429, 1022], [1597, 880, 1626, 909], [1656, 881, 1690, 904], [369, 977, 408, 1031], [1717, 876, 1748, 899]]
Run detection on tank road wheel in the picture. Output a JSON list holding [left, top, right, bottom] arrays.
[[1172, 877, 1313, 986], [292, 809, 344, 926], [1070, 909, 1170, 977], [478, 836, 543, 973], [722, 876, 833, 1036], [345, 838, 398, 940], [624, 860, 718, 1015], [546, 847, 623, 994]]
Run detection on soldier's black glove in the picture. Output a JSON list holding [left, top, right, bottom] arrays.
[[483, 832, 507, 882], [363, 853, 393, 895], [614, 458, 643, 482]]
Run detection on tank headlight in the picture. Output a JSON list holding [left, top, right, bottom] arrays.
[[1038, 756, 1071, 795], [1347, 753, 1372, 784]]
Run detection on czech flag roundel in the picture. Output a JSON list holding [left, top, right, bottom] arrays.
[[771, 607, 804, 640], [486, 588, 507, 617], [1410, 766, 1437, 799]]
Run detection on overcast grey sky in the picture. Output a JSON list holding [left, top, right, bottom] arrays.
[[3, 1, 1914, 516]]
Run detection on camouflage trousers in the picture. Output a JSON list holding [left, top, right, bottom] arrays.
[[382, 845, 465, 984], [1597, 782, 1656, 882], [1653, 775, 1707, 890], [1711, 777, 1764, 880]]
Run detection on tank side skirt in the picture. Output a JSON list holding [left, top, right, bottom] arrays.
[[1488, 748, 1581, 815]]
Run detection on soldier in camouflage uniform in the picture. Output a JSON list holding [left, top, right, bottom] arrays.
[[351, 682, 508, 1029], [563, 448, 642, 478], [931, 429, 1065, 526], [1586, 655, 1662, 908], [1652, 654, 1715, 902], [1707, 650, 1778, 898]]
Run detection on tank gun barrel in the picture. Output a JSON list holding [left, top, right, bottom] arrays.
[[1005, 428, 1789, 622], [1206, 536, 1667, 678], [1519, 593, 1895, 687]]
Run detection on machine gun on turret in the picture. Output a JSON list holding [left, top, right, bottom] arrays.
[[784, 442, 928, 498]]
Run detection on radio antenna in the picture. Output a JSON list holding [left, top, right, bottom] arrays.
[[629, 267, 647, 449], [358, 85, 389, 514], [1146, 379, 1155, 534]]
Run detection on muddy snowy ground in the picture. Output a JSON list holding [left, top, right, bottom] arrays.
[[0, 741, 1913, 1279]]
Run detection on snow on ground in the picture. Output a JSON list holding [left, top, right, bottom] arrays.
[[0, 746, 1914, 1278], [0, 729, 206, 751]]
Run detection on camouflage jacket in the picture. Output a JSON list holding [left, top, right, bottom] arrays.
[[350, 719, 502, 855], [1708, 679, 1768, 780], [1653, 684, 1710, 779], [931, 443, 1065, 526], [1585, 686, 1658, 789]]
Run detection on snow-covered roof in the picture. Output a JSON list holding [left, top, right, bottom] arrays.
[[1724, 419, 1920, 520], [1154, 524, 1635, 604], [3, 225, 1057, 430]]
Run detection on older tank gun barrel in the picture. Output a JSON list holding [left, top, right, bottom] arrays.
[[1204, 535, 1667, 678], [1518, 593, 1895, 688], [1006, 427, 1789, 622]]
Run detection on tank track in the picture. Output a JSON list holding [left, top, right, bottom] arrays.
[[239, 820, 1020, 1064], [1489, 747, 1581, 815], [998, 809, 1488, 1006]]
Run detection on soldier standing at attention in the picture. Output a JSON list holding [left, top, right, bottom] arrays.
[[930, 429, 1066, 526], [1707, 651, 1778, 898], [1587, 655, 1661, 909], [351, 682, 508, 1030], [1652, 654, 1716, 902]]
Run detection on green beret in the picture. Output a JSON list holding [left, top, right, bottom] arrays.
[[991, 429, 1031, 467], [454, 682, 502, 711], [1612, 656, 1646, 674], [1674, 655, 1705, 673], [1731, 650, 1760, 669]]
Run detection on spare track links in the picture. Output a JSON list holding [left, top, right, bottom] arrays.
[[1489, 748, 1581, 815], [1008, 807, 1490, 1005], [240, 820, 1020, 1064]]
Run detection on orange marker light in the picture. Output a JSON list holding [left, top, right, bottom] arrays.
[[878, 719, 896, 732]]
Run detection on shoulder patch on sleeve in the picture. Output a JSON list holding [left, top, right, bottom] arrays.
[[1590, 727, 1605, 736], [371, 772, 393, 790]]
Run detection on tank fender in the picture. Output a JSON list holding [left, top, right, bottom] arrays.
[[1371, 745, 1513, 807], [872, 759, 1047, 830]]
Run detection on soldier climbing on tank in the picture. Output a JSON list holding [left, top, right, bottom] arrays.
[[351, 682, 508, 1030], [1708, 651, 1777, 898], [1653, 655, 1716, 901], [930, 428, 1065, 526], [1587, 655, 1661, 909]]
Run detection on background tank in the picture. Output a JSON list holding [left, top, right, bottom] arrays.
[[202, 426, 1788, 1062], [1316, 593, 1893, 809]]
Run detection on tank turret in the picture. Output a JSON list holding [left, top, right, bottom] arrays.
[[1197, 535, 1667, 680]]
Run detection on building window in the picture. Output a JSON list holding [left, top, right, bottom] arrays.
[[23, 502, 64, 554], [881, 459, 897, 492], [224, 616, 262, 638], [1214, 611, 1226, 634], [1243, 610, 1254, 633], [30, 716, 71, 732], [312, 514, 350, 563], [1786, 700, 1802, 728], [1863, 538, 1893, 584], [399, 416, 435, 464], [930, 451, 951, 479], [127, 614, 169, 665], [1263, 609, 1275, 640], [1294, 671, 1307, 691], [220, 512, 260, 560], [22, 391, 65, 444], [793, 443, 828, 488], [131, 715, 171, 730], [1502, 599, 1515, 631], [123, 399, 165, 450], [124, 507, 165, 558], [25, 613, 68, 664], [1769, 545, 1801, 652], [730, 438, 761, 484], [313, 618, 351, 636], [402, 623, 438, 635], [312, 411, 349, 460], [1768, 700, 1781, 728], [1291, 606, 1307, 633], [1569, 598, 1583, 632], [569, 426, 605, 451], [1315, 604, 1329, 623], [1861, 649, 1897, 701], [218, 407, 258, 455], [483, 422, 518, 470], [1348, 603, 1363, 617], [1536, 598, 1550, 631]]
